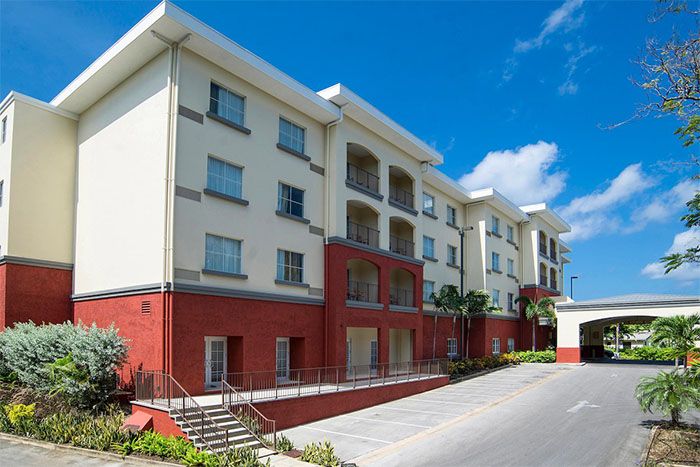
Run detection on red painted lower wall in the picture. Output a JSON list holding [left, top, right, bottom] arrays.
[[422, 314, 461, 359], [255, 376, 449, 430], [0, 263, 72, 329], [556, 347, 581, 363], [131, 403, 187, 438], [468, 317, 520, 357], [518, 286, 558, 351]]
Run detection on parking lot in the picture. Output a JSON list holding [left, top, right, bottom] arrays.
[[281, 364, 568, 461]]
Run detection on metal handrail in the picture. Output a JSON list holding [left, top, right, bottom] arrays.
[[135, 371, 231, 453], [389, 184, 414, 208], [389, 286, 414, 307], [390, 234, 415, 257], [347, 219, 380, 248], [221, 379, 276, 449], [347, 163, 380, 193], [347, 280, 379, 303]]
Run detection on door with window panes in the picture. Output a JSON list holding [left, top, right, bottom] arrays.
[[276, 338, 290, 381], [205, 337, 227, 390]]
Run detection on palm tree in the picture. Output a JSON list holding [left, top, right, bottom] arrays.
[[515, 296, 556, 351], [635, 369, 700, 425], [463, 289, 496, 359], [430, 285, 464, 359], [649, 314, 700, 368]]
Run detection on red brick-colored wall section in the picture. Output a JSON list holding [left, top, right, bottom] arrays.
[[130, 403, 187, 439], [325, 242, 424, 368], [465, 317, 520, 357], [255, 376, 449, 430], [556, 347, 581, 363], [171, 292, 325, 396], [422, 314, 461, 359], [518, 286, 558, 351], [0, 263, 72, 329], [73, 293, 166, 387]]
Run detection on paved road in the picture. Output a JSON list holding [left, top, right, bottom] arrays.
[[282, 364, 568, 461], [356, 362, 700, 466]]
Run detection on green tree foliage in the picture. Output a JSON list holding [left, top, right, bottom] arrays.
[[649, 314, 700, 367], [463, 289, 496, 359], [430, 285, 465, 359], [635, 369, 700, 425], [515, 296, 556, 351]]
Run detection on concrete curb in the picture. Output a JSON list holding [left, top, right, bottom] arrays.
[[449, 364, 514, 384], [640, 424, 659, 466], [0, 432, 180, 466]]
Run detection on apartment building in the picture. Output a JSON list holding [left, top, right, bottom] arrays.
[[0, 2, 571, 395]]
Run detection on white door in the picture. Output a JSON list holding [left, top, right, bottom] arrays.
[[276, 337, 290, 381], [205, 337, 227, 390], [370, 340, 378, 375], [346, 338, 352, 377]]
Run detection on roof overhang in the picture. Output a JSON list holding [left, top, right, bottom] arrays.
[[423, 166, 471, 204], [1, 91, 78, 120], [519, 203, 571, 233], [317, 83, 443, 165], [51, 1, 341, 123], [468, 187, 529, 223]]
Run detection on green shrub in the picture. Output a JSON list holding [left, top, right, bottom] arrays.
[[5, 403, 35, 425], [300, 441, 340, 466], [0, 322, 128, 409], [619, 346, 679, 361], [448, 354, 517, 378], [512, 350, 556, 363], [276, 433, 295, 452]]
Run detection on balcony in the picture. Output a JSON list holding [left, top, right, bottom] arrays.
[[347, 219, 379, 248], [539, 275, 548, 286], [347, 163, 379, 195], [539, 244, 548, 257], [347, 280, 379, 303], [389, 185, 414, 210], [390, 235, 415, 258], [389, 287, 414, 307]]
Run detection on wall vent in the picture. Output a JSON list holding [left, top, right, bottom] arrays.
[[141, 301, 151, 314]]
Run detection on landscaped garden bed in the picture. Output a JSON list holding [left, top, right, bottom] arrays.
[[644, 423, 700, 465], [448, 354, 519, 379]]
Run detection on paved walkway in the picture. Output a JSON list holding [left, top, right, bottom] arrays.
[[281, 364, 566, 461]]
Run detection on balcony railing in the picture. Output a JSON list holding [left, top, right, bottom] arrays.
[[347, 163, 380, 194], [347, 280, 379, 303], [390, 235, 414, 258], [389, 185, 414, 209], [347, 220, 380, 248], [540, 275, 548, 286], [389, 286, 414, 307], [539, 244, 547, 256], [550, 279, 558, 291]]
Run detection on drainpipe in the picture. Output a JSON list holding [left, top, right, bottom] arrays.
[[323, 104, 345, 367], [152, 30, 191, 374]]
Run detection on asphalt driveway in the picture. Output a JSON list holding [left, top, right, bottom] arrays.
[[281, 364, 567, 461]]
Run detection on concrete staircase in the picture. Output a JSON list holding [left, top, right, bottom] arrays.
[[170, 404, 266, 453]]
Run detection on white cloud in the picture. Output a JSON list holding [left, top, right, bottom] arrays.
[[629, 179, 700, 231], [558, 43, 596, 96], [458, 141, 567, 205], [641, 228, 700, 282], [514, 0, 585, 53]]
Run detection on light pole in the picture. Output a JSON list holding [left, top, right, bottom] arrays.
[[458, 226, 474, 357], [570, 275, 579, 299]]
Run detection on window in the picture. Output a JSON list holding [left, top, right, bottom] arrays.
[[447, 205, 457, 225], [209, 82, 245, 126], [279, 117, 305, 154], [423, 193, 435, 215], [492, 252, 500, 272], [492, 338, 501, 355], [491, 215, 500, 235], [492, 289, 500, 308], [507, 225, 514, 242], [205, 234, 242, 274], [447, 245, 458, 265], [207, 157, 243, 198], [278, 183, 304, 218], [1, 117, 6, 144], [507, 338, 515, 353], [507, 293, 515, 311], [507, 258, 514, 276], [423, 280, 435, 302], [277, 249, 304, 283], [423, 236, 435, 258], [447, 338, 457, 356]]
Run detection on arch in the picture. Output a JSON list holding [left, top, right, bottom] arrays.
[[549, 267, 558, 290], [346, 200, 380, 247], [539, 262, 548, 286], [346, 258, 380, 303], [347, 143, 380, 194], [549, 238, 557, 260], [389, 267, 415, 307], [389, 216, 416, 258], [539, 231, 548, 256], [388, 166, 415, 209]]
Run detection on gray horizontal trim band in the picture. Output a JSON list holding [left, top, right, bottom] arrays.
[[277, 143, 311, 161], [446, 222, 459, 230], [346, 300, 384, 310], [446, 263, 460, 270], [275, 210, 311, 224], [308, 287, 324, 297], [178, 105, 204, 124], [72, 283, 168, 302], [309, 225, 324, 237], [174, 268, 200, 281], [174, 282, 324, 305], [309, 163, 325, 176], [506, 239, 518, 248], [206, 111, 251, 134], [346, 180, 384, 202], [472, 312, 520, 321], [275, 279, 310, 288], [491, 232, 503, 238], [175, 185, 201, 202], [326, 237, 424, 266], [388, 199, 418, 216], [422, 211, 438, 220], [422, 255, 438, 262], [557, 299, 700, 312], [202, 269, 248, 280], [0, 255, 73, 271], [492, 269, 503, 274], [390, 305, 418, 313], [203, 189, 249, 206]]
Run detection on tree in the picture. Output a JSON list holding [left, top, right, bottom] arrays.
[[430, 285, 464, 359], [648, 314, 700, 367], [515, 296, 556, 351], [635, 369, 700, 425], [463, 289, 496, 359], [662, 191, 700, 273]]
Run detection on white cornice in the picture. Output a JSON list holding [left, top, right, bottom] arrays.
[[0, 91, 78, 120]]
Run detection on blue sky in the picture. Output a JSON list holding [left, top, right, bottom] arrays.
[[1, 1, 698, 300]]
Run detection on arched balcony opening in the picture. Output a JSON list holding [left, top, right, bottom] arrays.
[[389, 216, 415, 258], [346, 143, 380, 195], [539, 231, 548, 256], [389, 268, 415, 308], [550, 267, 558, 291], [389, 166, 415, 210], [549, 238, 557, 262], [346, 200, 380, 248], [539, 262, 548, 287], [346, 259, 380, 303]]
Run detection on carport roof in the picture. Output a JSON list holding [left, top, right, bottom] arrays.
[[557, 293, 700, 310]]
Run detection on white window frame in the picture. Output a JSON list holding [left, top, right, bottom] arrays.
[[276, 337, 290, 381], [507, 292, 515, 311], [204, 336, 227, 389], [279, 116, 306, 154], [423, 192, 435, 215], [423, 280, 435, 302], [277, 249, 304, 283], [278, 182, 304, 218], [507, 225, 514, 242], [423, 236, 435, 258], [492, 252, 500, 272], [507, 338, 515, 353], [370, 340, 378, 373], [492, 289, 500, 308], [491, 215, 500, 235], [492, 338, 501, 355], [205, 234, 242, 274], [207, 156, 243, 199], [210, 82, 245, 126], [447, 245, 458, 265], [447, 205, 457, 225], [447, 338, 458, 356], [507, 258, 514, 276]]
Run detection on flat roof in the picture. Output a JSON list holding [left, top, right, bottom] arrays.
[[558, 294, 700, 311]]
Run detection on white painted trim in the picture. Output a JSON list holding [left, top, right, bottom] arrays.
[[0, 91, 78, 120]]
